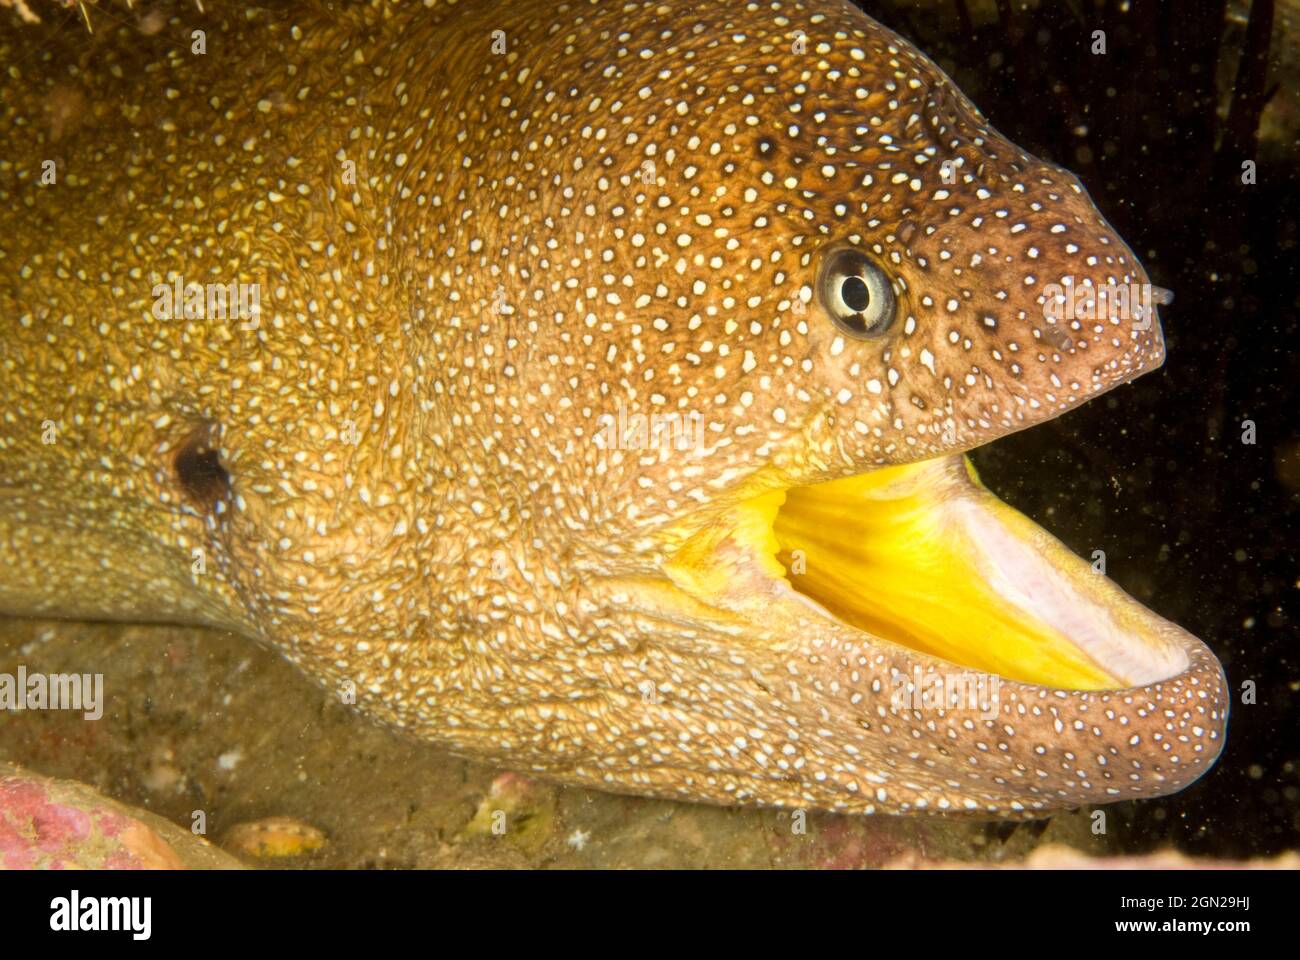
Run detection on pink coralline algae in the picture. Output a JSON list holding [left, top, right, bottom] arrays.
[[0, 773, 183, 869]]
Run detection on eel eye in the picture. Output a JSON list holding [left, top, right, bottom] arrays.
[[816, 247, 896, 338]]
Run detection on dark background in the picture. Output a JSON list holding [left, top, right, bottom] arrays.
[[863, 0, 1298, 857]]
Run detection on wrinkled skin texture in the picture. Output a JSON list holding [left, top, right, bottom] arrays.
[[0, 0, 1223, 816]]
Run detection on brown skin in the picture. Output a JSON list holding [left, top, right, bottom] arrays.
[[0, 1, 1223, 816]]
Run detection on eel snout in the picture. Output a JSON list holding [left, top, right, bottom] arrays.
[[840, 159, 1173, 465]]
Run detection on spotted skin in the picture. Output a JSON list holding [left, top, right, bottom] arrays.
[[0, 0, 1225, 817]]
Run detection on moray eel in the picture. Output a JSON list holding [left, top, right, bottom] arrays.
[[0, 0, 1227, 817]]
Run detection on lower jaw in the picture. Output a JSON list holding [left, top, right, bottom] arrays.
[[666, 454, 1192, 692]]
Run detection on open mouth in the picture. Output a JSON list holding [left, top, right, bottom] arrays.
[[665, 455, 1190, 691]]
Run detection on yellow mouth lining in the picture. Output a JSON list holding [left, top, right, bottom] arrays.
[[661, 454, 1189, 691], [770, 459, 1120, 689]]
